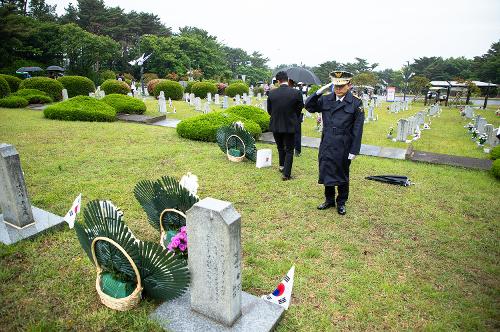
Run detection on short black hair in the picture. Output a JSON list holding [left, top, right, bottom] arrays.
[[275, 71, 288, 82]]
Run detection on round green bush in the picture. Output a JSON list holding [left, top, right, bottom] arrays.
[[491, 159, 500, 179], [58, 76, 96, 98], [43, 96, 116, 122], [101, 79, 130, 95], [191, 82, 217, 98], [0, 96, 28, 108], [152, 80, 184, 99], [226, 105, 270, 132], [98, 70, 116, 84], [176, 111, 261, 142], [102, 94, 146, 114], [490, 145, 500, 160], [12, 89, 52, 104], [143, 73, 159, 83], [19, 77, 63, 101], [0, 74, 22, 92], [225, 82, 249, 97], [184, 81, 196, 93], [147, 78, 162, 95], [0, 77, 10, 98]]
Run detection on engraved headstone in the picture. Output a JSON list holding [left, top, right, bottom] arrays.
[[187, 198, 242, 326], [476, 117, 487, 134], [203, 102, 210, 114], [214, 94, 220, 105], [367, 105, 376, 121], [195, 97, 202, 111], [62, 89, 68, 101], [396, 119, 408, 142], [222, 96, 229, 109], [484, 125, 499, 146], [235, 94, 241, 105], [464, 105, 473, 119], [207, 92, 212, 102], [189, 93, 195, 106]]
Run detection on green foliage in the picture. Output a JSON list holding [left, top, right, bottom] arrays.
[[101, 79, 130, 95], [352, 71, 378, 87], [225, 82, 249, 97], [253, 86, 264, 95], [0, 96, 29, 108], [0, 74, 22, 92], [184, 81, 196, 93], [147, 79, 162, 94], [191, 82, 217, 98], [99, 70, 116, 83], [490, 145, 500, 160], [12, 89, 52, 104], [58, 76, 96, 97], [19, 77, 63, 101], [491, 159, 500, 179], [176, 111, 261, 142], [143, 73, 159, 83], [307, 84, 320, 96], [152, 80, 184, 100], [226, 105, 270, 131], [102, 94, 146, 114], [216, 124, 257, 161], [43, 96, 116, 122], [0, 77, 10, 98]]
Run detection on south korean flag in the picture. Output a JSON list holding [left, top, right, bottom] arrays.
[[63, 193, 82, 229], [261, 265, 295, 310]]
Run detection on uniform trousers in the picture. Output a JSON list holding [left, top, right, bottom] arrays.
[[324, 183, 349, 205]]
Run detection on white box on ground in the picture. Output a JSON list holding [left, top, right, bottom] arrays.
[[256, 149, 272, 168]]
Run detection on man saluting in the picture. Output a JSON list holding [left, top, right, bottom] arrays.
[[305, 71, 364, 215]]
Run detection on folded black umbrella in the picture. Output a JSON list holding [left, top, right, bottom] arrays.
[[366, 175, 411, 186]]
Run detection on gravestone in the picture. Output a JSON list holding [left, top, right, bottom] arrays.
[[367, 105, 376, 121], [416, 112, 425, 126], [62, 89, 68, 101], [476, 117, 487, 134], [0, 144, 64, 245], [395, 119, 408, 142], [484, 125, 499, 146], [257, 93, 262, 99], [260, 101, 267, 112], [464, 105, 474, 119], [207, 92, 212, 102], [235, 94, 241, 105], [189, 93, 195, 106], [158, 92, 167, 114], [204, 102, 210, 114], [195, 97, 202, 111], [88, 92, 95, 98], [150, 198, 284, 331], [214, 94, 220, 105], [222, 96, 229, 109]]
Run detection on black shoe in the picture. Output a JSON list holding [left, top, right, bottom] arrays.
[[337, 205, 346, 215], [295, 151, 301, 157], [317, 201, 335, 210], [282, 175, 293, 181]]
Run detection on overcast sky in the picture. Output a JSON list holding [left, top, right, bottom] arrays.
[[48, 0, 500, 70]]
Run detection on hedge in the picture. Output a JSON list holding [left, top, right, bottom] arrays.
[[0, 96, 29, 108], [0, 74, 22, 92], [147, 79, 162, 95], [58, 76, 96, 98], [152, 80, 184, 99], [43, 96, 116, 122], [176, 111, 261, 142], [98, 70, 116, 84], [490, 145, 500, 160], [102, 94, 146, 114], [225, 82, 249, 97], [12, 89, 52, 104], [191, 82, 217, 98], [0, 76, 10, 98], [492, 159, 500, 180], [19, 77, 63, 101], [143, 73, 159, 83], [101, 79, 130, 95], [184, 81, 196, 93], [226, 105, 270, 132]]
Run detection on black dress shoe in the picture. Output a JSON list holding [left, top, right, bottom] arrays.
[[317, 201, 335, 210], [337, 205, 346, 215], [282, 175, 293, 181]]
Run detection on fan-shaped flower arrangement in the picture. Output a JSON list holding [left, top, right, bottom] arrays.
[[74, 200, 190, 311], [216, 122, 257, 162]]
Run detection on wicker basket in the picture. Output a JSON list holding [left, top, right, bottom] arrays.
[[226, 134, 246, 162], [91, 237, 142, 311], [159, 208, 187, 249]]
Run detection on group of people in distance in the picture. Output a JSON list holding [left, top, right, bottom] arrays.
[[266, 70, 364, 216]]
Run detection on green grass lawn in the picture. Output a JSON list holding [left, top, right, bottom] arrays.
[[0, 108, 498, 331]]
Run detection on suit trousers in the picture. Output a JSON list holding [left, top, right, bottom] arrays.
[[273, 132, 295, 177], [324, 183, 349, 205]]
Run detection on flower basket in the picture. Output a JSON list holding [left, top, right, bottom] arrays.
[[91, 237, 142, 311], [159, 208, 187, 249], [226, 134, 246, 162]]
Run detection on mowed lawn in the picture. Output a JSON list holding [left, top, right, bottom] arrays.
[[0, 108, 499, 331]]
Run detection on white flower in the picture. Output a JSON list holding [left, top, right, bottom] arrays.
[[179, 172, 199, 197]]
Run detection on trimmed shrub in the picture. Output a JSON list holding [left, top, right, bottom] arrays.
[[98, 70, 116, 84], [176, 111, 261, 142], [147, 78, 162, 95], [12, 89, 52, 104], [226, 105, 270, 132], [152, 80, 184, 100], [253, 86, 264, 96], [307, 84, 320, 96], [184, 81, 196, 93], [101, 79, 130, 95], [0, 74, 22, 92], [19, 77, 63, 101], [143, 73, 159, 83], [102, 94, 146, 114], [225, 82, 249, 97], [490, 145, 500, 160], [0, 76, 10, 98], [43, 96, 116, 122], [191, 82, 217, 98], [58, 76, 96, 98], [123, 73, 135, 81], [492, 159, 500, 180], [0, 96, 29, 108]]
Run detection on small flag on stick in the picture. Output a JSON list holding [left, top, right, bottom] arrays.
[[261, 265, 295, 310], [64, 193, 81, 228]]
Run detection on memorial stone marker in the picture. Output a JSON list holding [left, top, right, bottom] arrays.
[[214, 94, 220, 105], [62, 89, 68, 101], [396, 119, 409, 142]]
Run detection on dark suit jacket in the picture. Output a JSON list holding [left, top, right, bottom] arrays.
[[267, 85, 304, 133]]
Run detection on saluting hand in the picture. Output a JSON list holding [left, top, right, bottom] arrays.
[[316, 82, 333, 95]]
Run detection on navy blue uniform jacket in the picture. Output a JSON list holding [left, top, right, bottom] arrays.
[[305, 90, 364, 186]]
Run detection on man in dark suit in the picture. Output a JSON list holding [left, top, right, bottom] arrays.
[[267, 71, 304, 180], [305, 71, 364, 215]]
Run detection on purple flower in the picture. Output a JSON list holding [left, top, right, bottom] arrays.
[[170, 237, 180, 248], [178, 243, 187, 252], [180, 226, 187, 233]]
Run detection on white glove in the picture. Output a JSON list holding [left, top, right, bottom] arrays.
[[348, 153, 356, 160], [316, 82, 333, 95]]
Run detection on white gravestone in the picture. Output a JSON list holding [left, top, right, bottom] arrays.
[[214, 94, 220, 105], [203, 102, 210, 114], [464, 106, 474, 119], [189, 93, 195, 106], [222, 96, 229, 109], [235, 95, 241, 105], [195, 97, 202, 111], [476, 117, 487, 134], [396, 119, 409, 142], [62, 89, 68, 101], [207, 92, 212, 102]]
